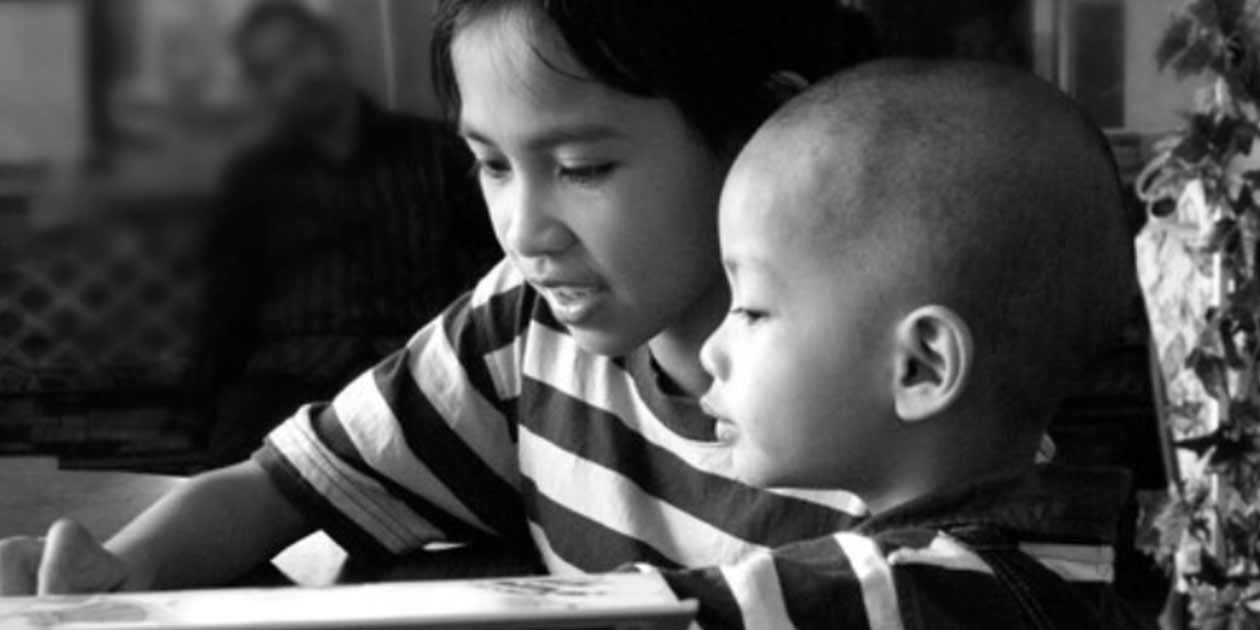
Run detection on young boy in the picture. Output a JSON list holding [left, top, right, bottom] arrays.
[[652, 59, 1152, 628]]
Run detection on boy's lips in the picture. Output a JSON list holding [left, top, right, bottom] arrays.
[[713, 419, 739, 444], [699, 395, 738, 443]]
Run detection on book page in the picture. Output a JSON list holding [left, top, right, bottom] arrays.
[[0, 573, 695, 630]]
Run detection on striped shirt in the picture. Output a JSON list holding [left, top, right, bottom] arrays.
[[255, 259, 867, 574], [656, 464, 1148, 630]]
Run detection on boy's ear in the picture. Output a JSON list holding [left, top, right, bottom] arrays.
[[892, 305, 972, 423]]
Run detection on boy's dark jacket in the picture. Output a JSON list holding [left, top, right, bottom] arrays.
[[661, 463, 1155, 629]]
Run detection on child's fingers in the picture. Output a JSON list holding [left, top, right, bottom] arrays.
[[37, 518, 127, 595], [0, 535, 42, 595]]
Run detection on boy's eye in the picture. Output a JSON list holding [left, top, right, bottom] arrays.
[[730, 307, 767, 324], [557, 162, 616, 184]]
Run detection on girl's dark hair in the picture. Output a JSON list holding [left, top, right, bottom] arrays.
[[430, 0, 880, 153]]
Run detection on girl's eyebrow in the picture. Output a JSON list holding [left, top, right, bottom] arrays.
[[459, 122, 627, 150]]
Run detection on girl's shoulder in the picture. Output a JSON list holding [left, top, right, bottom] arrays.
[[469, 258, 532, 312], [452, 258, 554, 353]]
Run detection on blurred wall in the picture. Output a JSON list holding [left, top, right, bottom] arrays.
[[1122, 0, 1198, 134], [1055, 0, 1200, 134], [386, 0, 442, 118], [328, 0, 441, 118], [0, 1, 86, 162]]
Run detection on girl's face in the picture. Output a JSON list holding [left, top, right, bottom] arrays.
[[451, 11, 728, 357]]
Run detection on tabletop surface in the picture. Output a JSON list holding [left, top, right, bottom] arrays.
[[0, 457, 534, 587], [0, 456, 181, 540]]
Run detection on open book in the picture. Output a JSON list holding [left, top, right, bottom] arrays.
[[0, 573, 696, 630]]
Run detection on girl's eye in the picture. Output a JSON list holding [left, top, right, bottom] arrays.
[[472, 158, 511, 181], [730, 307, 767, 324], [558, 163, 616, 184]]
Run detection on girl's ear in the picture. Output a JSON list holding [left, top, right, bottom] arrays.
[[765, 70, 809, 104], [891, 305, 972, 423]]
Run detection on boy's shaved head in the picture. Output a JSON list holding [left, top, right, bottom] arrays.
[[735, 59, 1132, 423]]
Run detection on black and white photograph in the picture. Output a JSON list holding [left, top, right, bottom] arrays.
[[0, 1, 1239, 628]]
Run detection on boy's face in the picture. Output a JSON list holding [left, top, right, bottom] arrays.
[[451, 13, 728, 357], [700, 136, 898, 490]]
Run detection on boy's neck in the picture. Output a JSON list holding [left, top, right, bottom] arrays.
[[862, 418, 1043, 515]]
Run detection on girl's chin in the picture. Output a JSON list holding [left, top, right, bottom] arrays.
[[566, 326, 643, 358]]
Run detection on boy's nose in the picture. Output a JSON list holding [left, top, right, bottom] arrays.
[[498, 181, 573, 258], [699, 322, 729, 381]]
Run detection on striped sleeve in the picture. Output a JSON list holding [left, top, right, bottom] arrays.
[[656, 530, 1030, 630], [254, 260, 536, 557]]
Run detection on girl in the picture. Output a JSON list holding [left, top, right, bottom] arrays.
[[0, 0, 879, 608]]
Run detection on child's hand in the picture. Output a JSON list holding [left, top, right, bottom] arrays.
[[0, 518, 132, 595]]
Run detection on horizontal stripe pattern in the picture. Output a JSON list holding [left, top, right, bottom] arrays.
[[523, 324, 864, 516], [518, 378, 862, 549], [772, 536, 871, 629], [519, 425, 754, 570], [409, 318, 519, 487], [835, 532, 904, 630], [270, 261, 1149, 630], [526, 522, 582, 575], [266, 410, 435, 553], [886, 532, 993, 575], [720, 551, 794, 630], [660, 529, 1063, 630], [521, 475, 681, 572], [371, 346, 529, 543], [307, 401, 502, 546], [469, 258, 524, 309], [330, 366, 495, 536], [438, 293, 509, 422], [659, 565, 745, 630], [660, 529, 1126, 629], [263, 258, 867, 580], [485, 341, 523, 401], [252, 444, 392, 559], [1019, 542, 1115, 583]]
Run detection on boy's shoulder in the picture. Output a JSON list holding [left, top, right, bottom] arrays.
[[665, 515, 1144, 630], [837, 464, 1147, 629], [760, 525, 1146, 630]]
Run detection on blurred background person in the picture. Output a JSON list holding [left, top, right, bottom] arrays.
[[184, 0, 498, 465]]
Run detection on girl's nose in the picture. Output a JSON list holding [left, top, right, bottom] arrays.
[[497, 180, 573, 258]]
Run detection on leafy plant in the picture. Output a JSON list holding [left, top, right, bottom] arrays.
[[1140, 1, 1260, 626]]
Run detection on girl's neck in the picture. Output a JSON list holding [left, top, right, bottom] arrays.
[[647, 279, 729, 398]]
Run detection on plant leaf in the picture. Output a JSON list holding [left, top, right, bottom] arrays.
[[1190, 348, 1232, 399], [1160, 15, 1201, 71]]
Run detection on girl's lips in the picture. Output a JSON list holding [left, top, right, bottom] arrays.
[[539, 284, 607, 325]]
